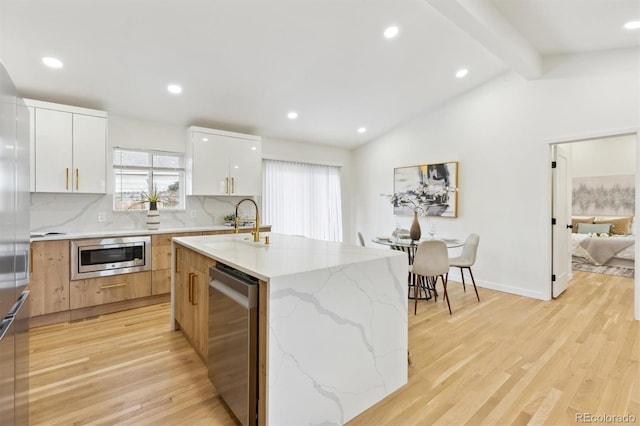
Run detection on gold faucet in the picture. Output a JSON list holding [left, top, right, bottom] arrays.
[[234, 198, 260, 242]]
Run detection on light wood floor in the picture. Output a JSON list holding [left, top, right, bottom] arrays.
[[29, 271, 638, 425]]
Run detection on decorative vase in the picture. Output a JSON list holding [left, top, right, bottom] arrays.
[[146, 201, 160, 230], [410, 210, 421, 241]]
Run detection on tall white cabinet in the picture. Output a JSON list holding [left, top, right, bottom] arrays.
[[25, 99, 107, 193], [186, 126, 262, 196]]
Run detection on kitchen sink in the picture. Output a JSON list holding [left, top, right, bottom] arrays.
[[203, 238, 269, 251]]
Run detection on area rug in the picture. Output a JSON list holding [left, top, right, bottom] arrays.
[[572, 261, 634, 278]]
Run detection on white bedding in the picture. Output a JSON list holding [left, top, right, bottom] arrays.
[[571, 233, 635, 267]]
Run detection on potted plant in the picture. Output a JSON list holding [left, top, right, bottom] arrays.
[[134, 185, 163, 230], [224, 213, 236, 226], [138, 185, 163, 210]]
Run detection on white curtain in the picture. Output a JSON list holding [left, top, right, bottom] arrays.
[[263, 159, 343, 242]]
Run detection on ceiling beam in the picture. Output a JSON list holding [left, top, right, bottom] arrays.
[[424, 0, 542, 80]]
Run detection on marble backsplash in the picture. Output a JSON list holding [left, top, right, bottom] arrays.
[[30, 193, 262, 234]]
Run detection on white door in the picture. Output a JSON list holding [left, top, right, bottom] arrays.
[[228, 137, 262, 196], [34, 108, 73, 192], [191, 132, 231, 195], [73, 114, 106, 193], [551, 145, 570, 297]]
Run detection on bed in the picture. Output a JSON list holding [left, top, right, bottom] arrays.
[[570, 216, 635, 277]]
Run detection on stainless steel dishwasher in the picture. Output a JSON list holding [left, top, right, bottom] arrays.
[[208, 263, 259, 426]]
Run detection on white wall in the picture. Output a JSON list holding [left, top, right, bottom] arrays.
[[31, 117, 354, 237], [352, 48, 639, 308], [570, 134, 636, 177]]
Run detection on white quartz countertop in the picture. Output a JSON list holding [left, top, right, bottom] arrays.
[[173, 233, 404, 281], [29, 225, 266, 242]]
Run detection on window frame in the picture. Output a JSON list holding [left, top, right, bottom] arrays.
[[112, 147, 185, 211]]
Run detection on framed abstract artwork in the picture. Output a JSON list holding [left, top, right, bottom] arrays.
[[393, 161, 458, 217]]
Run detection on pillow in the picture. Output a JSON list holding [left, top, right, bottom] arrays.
[[577, 222, 612, 234], [571, 216, 595, 234], [594, 216, 633, 235]]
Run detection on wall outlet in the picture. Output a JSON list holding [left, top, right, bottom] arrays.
[[190, 210, 197, 218], [97, 212, 106, 222]]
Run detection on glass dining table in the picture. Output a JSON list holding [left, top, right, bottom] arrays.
[[371, 236, 463, 300], [371, 236, 462, 261]]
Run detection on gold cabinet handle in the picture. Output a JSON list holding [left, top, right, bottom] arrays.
[[65, 168, 69, 190], [29, 247, 33, 273], [192, 274, 198, 305], [231, 177, 235, 193], [175, 247, 181, 272], [76, 168, 79, 190], [188, 272, 194, 303], [225, 177, 229, 194], [100, 282, 127, 289]]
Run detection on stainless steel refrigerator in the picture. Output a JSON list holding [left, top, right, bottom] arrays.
[[0, 59, 30, 425]]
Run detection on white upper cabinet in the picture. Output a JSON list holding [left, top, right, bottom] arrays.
[[25, 99, 107, 193], [186, 126, 262, 196], [72, 114, 106, 193], [27, 106, 35, 192]]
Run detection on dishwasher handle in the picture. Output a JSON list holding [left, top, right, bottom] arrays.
[[210, 279, 257, 309]]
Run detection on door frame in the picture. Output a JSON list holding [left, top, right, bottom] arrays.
[[547, 127, 639, 321], [550, 144, 570, 298]]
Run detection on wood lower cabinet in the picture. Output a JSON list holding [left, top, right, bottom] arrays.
[[151, 232, 202, 295], [70, 271, 152, 309], [174, 244, 214, 361], [29, 240, 70, 316], [28, 227, 271, 327]]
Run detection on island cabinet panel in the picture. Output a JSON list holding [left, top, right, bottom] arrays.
[[154, 228, 263, 296], [151, 232, 202, 295], [174, 245, 213, 361], [29, 240, 70, 316], [170, 233, 408, 425], [70, 271, 151, 309]]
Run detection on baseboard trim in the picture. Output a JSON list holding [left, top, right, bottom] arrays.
[[447, 270, 548, 301]]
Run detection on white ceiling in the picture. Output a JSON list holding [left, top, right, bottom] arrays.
[[0, 0, 638, 148]]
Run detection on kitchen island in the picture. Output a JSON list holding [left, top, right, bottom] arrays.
[[171, 233, 407, 425]]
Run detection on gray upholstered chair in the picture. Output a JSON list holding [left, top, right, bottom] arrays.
[[448, 233, 480, 302], [357, 232, 366, 247], [410, 240, 451, 314]]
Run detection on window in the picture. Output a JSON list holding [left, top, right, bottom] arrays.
[[113, 148, 185, 210], [262, 159, 343, 242]]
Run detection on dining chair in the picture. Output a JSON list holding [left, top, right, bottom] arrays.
[[390, 244, 418, 298], [357, 232, 366, 247], [448, 233, 480, 302], [410, 240, 451, 314]]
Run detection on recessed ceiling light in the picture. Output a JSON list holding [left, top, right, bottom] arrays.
[[357, 127, 367, 134], [624, 20, 640, 30], [251, 146, 257, 151], [167, 84, 182, 94], [384, 26, 399, 39], [456, 69, 469, 78], [287, 111, 298, 120], [202, 137, 208, 142], [42, 56, 63, 69]]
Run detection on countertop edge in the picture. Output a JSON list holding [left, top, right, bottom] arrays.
[[30, 225, 271, 242], [172, 234, 405, 282]]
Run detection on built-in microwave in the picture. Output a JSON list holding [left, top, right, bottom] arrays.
[[70, 236, 151, 280]]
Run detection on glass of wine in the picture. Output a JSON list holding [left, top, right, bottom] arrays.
[[428, 223, 436, 239]]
